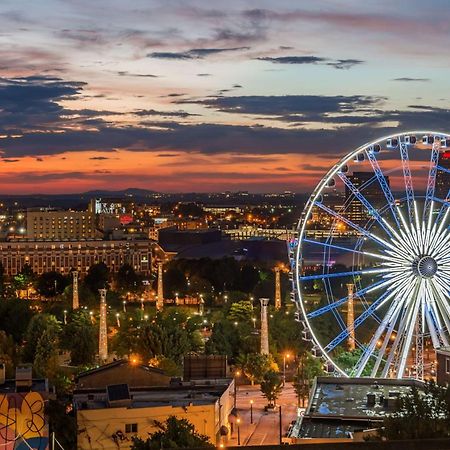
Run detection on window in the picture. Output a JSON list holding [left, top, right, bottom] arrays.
[[125, 423, 138, 433], [446, 358, 450, 374]]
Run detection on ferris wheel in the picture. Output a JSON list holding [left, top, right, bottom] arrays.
[[290, 131, 450, 380]]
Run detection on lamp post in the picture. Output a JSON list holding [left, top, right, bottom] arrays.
[[252, 317, 256, 329], [234, 370, 240, 410], [283, 353, 291, 386], [122, 300, 127, 313], [116, 313, 120, 327], [236, 417, 241, 446], [250, 399, 254, 424], [63, 310, 67, 325]]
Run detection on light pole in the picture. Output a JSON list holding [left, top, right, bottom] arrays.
[[89, 311, 94, 324], [252, 317, 256, 329], [63, 310, 67, 325], [122, 300, 127, 313], [250, 399, 253, 424], [116, 313, 120, 327], [234, 370, 240, 410], [283, 353, 291, 386], [236, 417, 241, 446]]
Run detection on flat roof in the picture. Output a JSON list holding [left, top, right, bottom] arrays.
[[74, 381, 232, 411], [308, 377, 423, 420]]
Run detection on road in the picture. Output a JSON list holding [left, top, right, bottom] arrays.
[[225, 382, 299, 446]]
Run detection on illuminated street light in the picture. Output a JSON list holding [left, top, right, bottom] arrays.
[[250, 399, 254, 424], [116, 313, 120, 327], [63, 310, 67, 325], [236, 417, 241, 446], [122, 300, 127, 313], [283, 352, 291, 386]]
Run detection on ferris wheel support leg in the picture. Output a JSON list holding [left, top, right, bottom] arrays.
[[381, 285, 418, 378], [352, 281, 408, 377], [415, 298, 424, 381], [396, 283, 422, 378], [370, 302, 404, 377]]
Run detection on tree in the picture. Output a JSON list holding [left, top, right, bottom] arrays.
[[34, 328, 60, 379], [260, 370, 283, 408], [131, 416, 213, 449], [36, 271, 69, 297], [0, 331, 17, 378], [23, 314, 61, 363], [293, 352, 324, 407], [60, 311, 96, 366], [237, 353, 277, 385], [227, 301, 253, 324], [0, 298, 34, 343], [116, 263, 142, 294], [46, 399, 77, 450], [379, 382, 450, 440], [84, 262, 109, 293]]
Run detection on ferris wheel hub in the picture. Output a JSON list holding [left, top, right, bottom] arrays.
[[413, 255, 438, 278]]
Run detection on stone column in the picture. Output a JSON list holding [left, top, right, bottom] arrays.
[[346, 283, 355, 351], [98, 288, 108, 362], [72, 270, 79, 310], [274, 267, 281, 310], [157, 261, 164, 311], [260, 298, 270, 355]]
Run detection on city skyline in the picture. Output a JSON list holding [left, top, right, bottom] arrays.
[[1, 1, 450, 193]]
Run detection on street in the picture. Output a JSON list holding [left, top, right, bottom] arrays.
[[226, 382, 299, 446]]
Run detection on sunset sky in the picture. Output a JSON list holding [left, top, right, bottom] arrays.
[[1, 0, 450, 193]]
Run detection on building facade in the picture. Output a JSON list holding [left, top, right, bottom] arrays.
[[73, 360, 234, 449], [26, 210, 98, 241], [345, 172, 389, 225], [0, 239, 152, 276]]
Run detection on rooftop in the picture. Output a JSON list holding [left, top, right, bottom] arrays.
[[308, 377, 423, 420]]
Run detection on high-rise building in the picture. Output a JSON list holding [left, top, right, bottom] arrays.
[[345, 172, 389, 225], [26, 209, 98, 241], [436, 151, 450, 199]]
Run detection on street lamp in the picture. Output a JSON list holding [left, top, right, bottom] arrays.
[[89, 311, 94, 324], [122, 300, 127, 313], [116, 313, 120, 327], [283, 353, 291, 386], [234, 370, 240, 409], [63, 310, 67, 325], [250, 399, 254, 424], [251, 317, 256, 329], [236, 417, 241, 446]]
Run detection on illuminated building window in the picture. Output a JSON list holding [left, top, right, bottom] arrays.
[[125, 424, 138, 433]]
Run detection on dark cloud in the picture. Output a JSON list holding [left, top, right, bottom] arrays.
[[197, 73, 212, 77], [117, 71, 159, 78], [157, 153, 179, 158], [134, 109, 199, 118], [148, 47, 249, 60], [176, 94, 382, 118], [0, 75, 85, 131], [326, 59, 364, 69], [89, 156, 111, 160], [257, 56, 325, 65], [257, 55, 364, 69], [2, 159, 19, 163], [393, 77, 430, 82]]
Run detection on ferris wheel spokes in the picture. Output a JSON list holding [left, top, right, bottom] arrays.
[[364, 146, 402, 230]]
